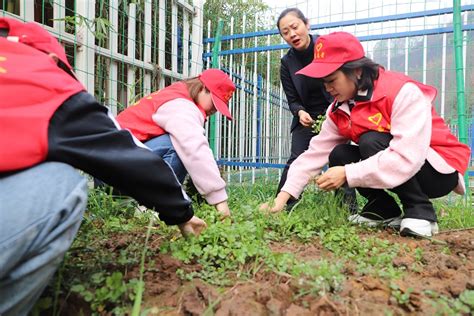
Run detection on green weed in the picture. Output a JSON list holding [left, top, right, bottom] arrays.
[[390, 283, 414, 308], [132, 216, 154, 316], [435, 196, 474, 229], [70, 271, 138, 315], [261, 252, 345, 297], [425, 289, 474, 315], [161, 205, 270, 285], [83, 187, 140, 233], [320, 226, 404, 278]]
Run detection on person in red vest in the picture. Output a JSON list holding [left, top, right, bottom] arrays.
[[0, 17, 206, 315], [117, 69, 236, 218], [261, 32, 471, 238]]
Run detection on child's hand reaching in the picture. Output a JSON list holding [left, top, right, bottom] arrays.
[[178, 215, 207, 237]]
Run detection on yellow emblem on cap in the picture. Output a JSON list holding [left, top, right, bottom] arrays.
[[223, 90, 233, 102], [0, 56, 7, 74], [315, 43, 325, 59]]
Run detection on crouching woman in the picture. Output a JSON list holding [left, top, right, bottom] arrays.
[[261, 32, 471, 238]]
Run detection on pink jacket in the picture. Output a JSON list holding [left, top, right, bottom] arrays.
[[282, 83, 466, 199], [153, 98, 227, 205]]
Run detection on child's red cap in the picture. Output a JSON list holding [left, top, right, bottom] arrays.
[[199, 69, 236, 120]]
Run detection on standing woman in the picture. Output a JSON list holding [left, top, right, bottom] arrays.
[[262, 32, 471, 238], [276, 8, 353, 209]]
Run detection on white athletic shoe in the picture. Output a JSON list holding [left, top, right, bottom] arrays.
[[400, 218, 439, 237], [348, 214, 402, 229]]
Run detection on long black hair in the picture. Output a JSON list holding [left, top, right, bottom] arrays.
[[276, 8, 308, 31], [339, 57, 382, 91]]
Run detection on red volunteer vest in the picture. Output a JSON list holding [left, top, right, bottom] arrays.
[[116, 82, 207, 141], [0, 32, 85, 171], [328, 69, 471, 174]]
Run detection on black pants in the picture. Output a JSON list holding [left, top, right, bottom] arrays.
[[328, 131, 458, 222], [276, 124, 315, 195]]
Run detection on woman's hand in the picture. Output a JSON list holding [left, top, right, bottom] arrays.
[[215, 201, 231, 219], [178, 215, 207, 237], [316, 166, 346, 191], [298, 110, 315, 127], [259, 192, 292, 213]]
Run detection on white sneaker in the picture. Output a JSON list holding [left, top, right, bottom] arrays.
[[400, 218, 439, 237], [348, 214, 402, 228]]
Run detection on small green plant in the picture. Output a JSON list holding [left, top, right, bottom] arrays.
[[441, 246, 452, 255], [290, 259, 345, 297], [71, 272, 138, 315], [320, 226, 403, 278], [320, 226, 361, 256], [160, 203, 271, 285], [85, 188, 138, 226], [265, 253, 345, 297], [414, 247, 424, 262], [435, 196, 474, 229], [390, 283, 414, 308], [131, 216, 154, 316], [426, 290, 474, 315], [459, 290, 474, 309], [312, 114, 326, 134]]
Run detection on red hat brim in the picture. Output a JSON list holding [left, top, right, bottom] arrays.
[[211, 94, 233, 120], [296, 61, 344, 78]]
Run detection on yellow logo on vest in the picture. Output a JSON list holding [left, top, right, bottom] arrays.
[[315, 43, 325, 59], [368, 112, 389, 132], [368, 112, 382, 126], [0, 56, 7, 74]]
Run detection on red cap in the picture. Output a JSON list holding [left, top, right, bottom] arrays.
[[0, 17, 73, 70], [296, 32, 365, 78], [198, 69, 236, 120]]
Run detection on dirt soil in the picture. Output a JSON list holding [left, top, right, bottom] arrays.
[[146, 229, 474, 315], [66, 229, 474, 315]]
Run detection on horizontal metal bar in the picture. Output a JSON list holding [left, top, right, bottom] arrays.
[[360, 24, 474, 41], [203, 24, 474, 57], [218, 160, 474, 172], [203, 43, 288, 57], [217, 160, 286, 168]]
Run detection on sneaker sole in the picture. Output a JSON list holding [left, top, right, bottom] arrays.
[[400, 227, 432, 238], [349, 215, 402, 229]]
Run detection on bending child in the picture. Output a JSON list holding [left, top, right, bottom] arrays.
[[117, 69, 236, 218]]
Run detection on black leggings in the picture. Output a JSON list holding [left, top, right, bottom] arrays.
[[328, 131, 458, 222], [276, 123, 315, 194]]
